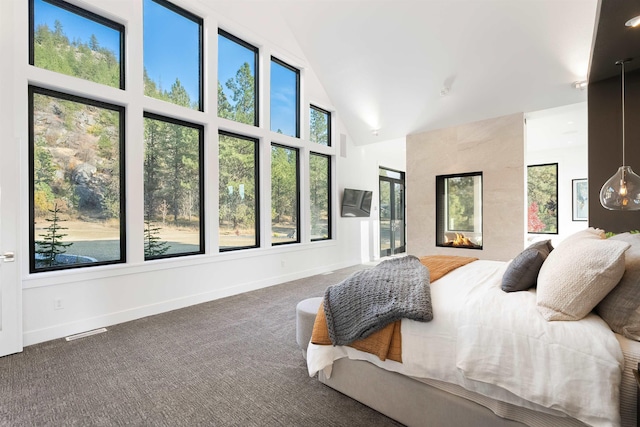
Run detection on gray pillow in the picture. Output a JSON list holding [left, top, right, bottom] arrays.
[[596, 233, 640, 340], [501, 240, 553, 292]]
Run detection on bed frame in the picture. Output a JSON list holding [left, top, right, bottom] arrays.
[[301, 319, 640, 427], [319, 358, 527, 427]]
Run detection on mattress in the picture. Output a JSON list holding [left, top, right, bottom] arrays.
[[307, 260, 636, 426]]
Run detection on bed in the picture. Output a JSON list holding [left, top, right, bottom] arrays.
[[302, 229, 640, 427]]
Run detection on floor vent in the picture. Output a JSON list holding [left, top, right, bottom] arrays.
[[65, 327, 107, 341]]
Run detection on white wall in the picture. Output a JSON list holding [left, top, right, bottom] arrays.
[[526, 145, 588, 246], [338, 137, 407, 262], [525, 103, 588, 247], [0, 0, 402, 346]]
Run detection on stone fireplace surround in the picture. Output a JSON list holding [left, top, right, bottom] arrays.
[[406, 113, 525, 261]]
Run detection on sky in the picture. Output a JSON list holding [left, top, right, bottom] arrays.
[[34, 0, 121, 60], [35, 0, 298, 134], [142, 0, 200, 103]]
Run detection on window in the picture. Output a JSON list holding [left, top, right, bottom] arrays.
[[527, 163, 558, 234], [218, 30, 258, 126], [143, 0, 203, 110], [310, 105, 331, 146], [271, 144, 299, 244], [270, 57, 299, 137], [309, 153, 331, 240], [30, 0, 124, 89], [436, 172, 483, 249], [29, 86, 125, 272], [143, 113, 204, 259], [218, 132, 259, 251]]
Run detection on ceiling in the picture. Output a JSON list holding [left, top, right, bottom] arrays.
[[270, 0, 600, 146], [526, 102, 587, 152], [589, 0, 640, 83]]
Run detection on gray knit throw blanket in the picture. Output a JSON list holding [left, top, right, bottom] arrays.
[[323, 255, 432, 346]]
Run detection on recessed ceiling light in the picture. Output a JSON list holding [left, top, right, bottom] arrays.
[[572, 80, 588, 90], [625, 15, 640, 27]]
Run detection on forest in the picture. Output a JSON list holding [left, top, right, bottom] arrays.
[[32, 18, 329, 268], [527, 164, 558, 234]]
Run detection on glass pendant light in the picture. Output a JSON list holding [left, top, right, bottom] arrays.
[[599, 59, 640, 210]]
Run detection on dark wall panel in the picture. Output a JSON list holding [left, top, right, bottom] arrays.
[[588, 69, 640, 232]]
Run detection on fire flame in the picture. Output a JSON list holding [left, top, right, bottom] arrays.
[[447, 233, 474, 247]]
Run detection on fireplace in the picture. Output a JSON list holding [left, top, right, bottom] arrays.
[[436, 172, 483, 250]]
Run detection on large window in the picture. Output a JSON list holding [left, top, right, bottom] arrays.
[[30, 0, 124, 89], [310, 105, 331, 146], [271, 144, 299, 244], [218, 30, 258, 126], [270, 58, 299, 138], [29, 86, 125, 272], [310, 153, 331, 240], [143, 0, 203, 110], [143, 114, 204, 259], [219, 132, 259, 251]]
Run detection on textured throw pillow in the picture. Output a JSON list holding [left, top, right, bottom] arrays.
[[501, 240, 553, 292], [596, 233, 640, 340], [536, 232, 630, 321], [560, 227, 605, 244]]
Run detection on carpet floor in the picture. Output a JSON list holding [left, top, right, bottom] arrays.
[[0, 265, 403, 426]]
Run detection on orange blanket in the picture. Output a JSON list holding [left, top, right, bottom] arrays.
[[311, 255, 478, 363]]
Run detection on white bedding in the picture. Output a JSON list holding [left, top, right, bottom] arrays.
[[306, 260, 624, 427]]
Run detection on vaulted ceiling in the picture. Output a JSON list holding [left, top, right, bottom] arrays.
[[271, 0, 598, 146]]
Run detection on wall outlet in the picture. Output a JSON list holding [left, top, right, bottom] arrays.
[[53, 298, 64, 310]]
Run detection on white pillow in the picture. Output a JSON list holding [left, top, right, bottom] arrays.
[[560, 227, 605, 244], [536, 231, 629, 321]]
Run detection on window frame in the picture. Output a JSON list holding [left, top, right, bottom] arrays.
[[218, 130, 261, 252], [309, 105, 331, 147], [143, 0, 204, 111], [217, 29, 259, 127], [142, 111, 205, 260], [271, 143, 300, 246], [435, 171, 483, 250], [28, 85, 127, 273], [29, 0, 126, 90], [309, 152, 332, 241], [270, 56, 300, 138]]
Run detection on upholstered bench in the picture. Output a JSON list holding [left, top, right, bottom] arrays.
[[295, 297, 323, 357]]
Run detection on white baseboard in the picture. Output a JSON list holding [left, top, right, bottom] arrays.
[[23, 259, 359, 346]]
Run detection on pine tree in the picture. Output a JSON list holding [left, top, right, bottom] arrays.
[[35, 202, 73, 267], [144, 218, 170, 258]]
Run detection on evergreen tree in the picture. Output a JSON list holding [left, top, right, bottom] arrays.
[[144, 116, 163, 221], [310, 108, 328, 145], [144, 218, 170, 258], [33, 22, 119, 88], [35, 202, 73, 267], [218, 81, 233, 120], [271, 146, 297, 224], [225, 63, 255, 125]]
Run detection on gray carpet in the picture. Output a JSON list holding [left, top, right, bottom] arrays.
[[0, 265, 403, 426]]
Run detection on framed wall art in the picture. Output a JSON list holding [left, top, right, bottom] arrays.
[[572, 178, 588, 221]]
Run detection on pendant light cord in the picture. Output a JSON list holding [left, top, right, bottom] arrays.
[[621, 60, 626, 166]]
